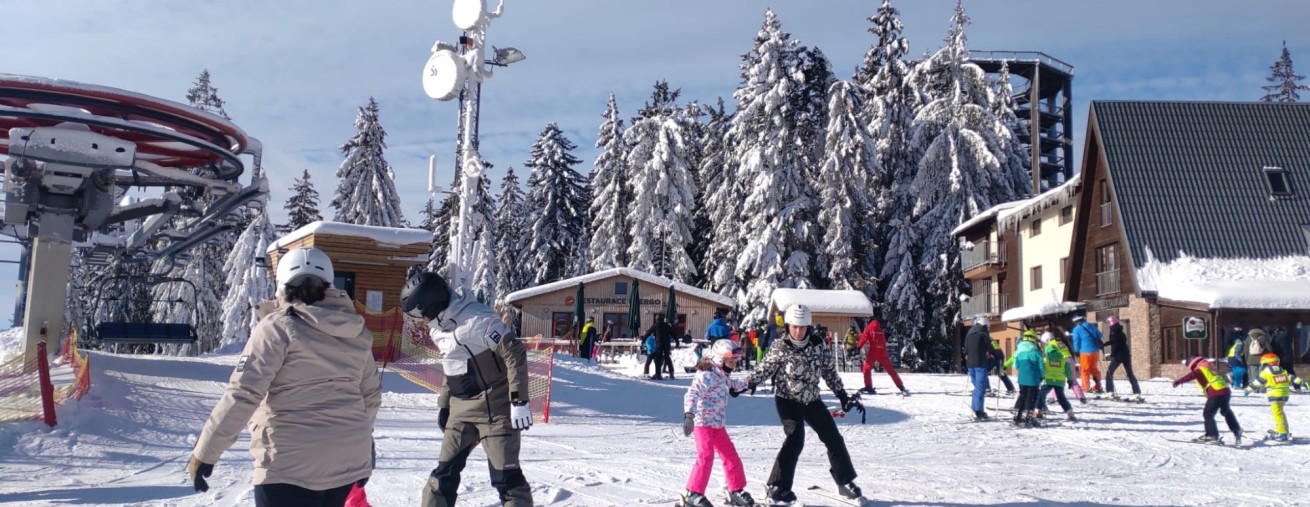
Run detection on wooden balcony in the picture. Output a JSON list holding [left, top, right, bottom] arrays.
[[962, 240, 1006, 279]]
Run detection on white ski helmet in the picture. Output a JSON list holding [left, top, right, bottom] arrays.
[[784, 304, 812, 327], [276, 247, 334, 288], [709, 339, 744, 365]]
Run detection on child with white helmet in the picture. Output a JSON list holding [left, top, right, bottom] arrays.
[[680, 339, 755, 507], [746, 304, 862, 504]]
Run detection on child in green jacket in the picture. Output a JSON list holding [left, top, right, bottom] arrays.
[[1038, 337, 1076, 421], [1007, 330, 1046, 427]]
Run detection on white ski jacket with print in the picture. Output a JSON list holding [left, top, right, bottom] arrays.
[[747, 333, 846, 405], [683, 364, 751, 428]]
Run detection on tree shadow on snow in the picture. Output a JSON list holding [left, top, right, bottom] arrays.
[[545, 361, 911, 427], [0, 484, 192, 504]]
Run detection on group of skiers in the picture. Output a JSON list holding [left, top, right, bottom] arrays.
[[187, 247, 535, 507]]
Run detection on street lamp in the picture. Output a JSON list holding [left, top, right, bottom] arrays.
[[421, 0, 523, 289]]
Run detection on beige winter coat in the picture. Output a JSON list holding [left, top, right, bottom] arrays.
[[193, 289, 382, 491]]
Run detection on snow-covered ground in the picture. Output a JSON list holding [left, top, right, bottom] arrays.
[[0, 327, 25, 363], [1, 349, 1308, 507]]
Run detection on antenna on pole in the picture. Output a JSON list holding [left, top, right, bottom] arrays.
[[428, 155, 443, 195]]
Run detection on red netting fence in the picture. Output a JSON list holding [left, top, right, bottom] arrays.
[[0, 330, 91, 424], [353, 303, 554, 424]]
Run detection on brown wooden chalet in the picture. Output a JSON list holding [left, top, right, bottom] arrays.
[[1064, 101, 1310, 378], [267, 221, 431, 312]]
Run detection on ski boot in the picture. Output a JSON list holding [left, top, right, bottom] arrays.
[[765, 486, 797, 505], [1192, 434, 1221, 445], [1233, 429, 1243, 445], [725, 489, 755, 506], [858, 386, 877, 395], [681, 490, 713, 507], [1065, 411, 1077, 422], [1011, 415, 1025, 426], [837, 482, 863, 500], [1024, 416, 1041, 428], [1276, 433, 1291, 441], [899, 388, 911, 397], [973, 410, 990, 421]]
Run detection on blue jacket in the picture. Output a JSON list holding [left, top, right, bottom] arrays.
[[644, 335, 656, 355], [706, 317, 731, 340], [1012, 339, 1046, 387], [1071, 322, 1103, 354]]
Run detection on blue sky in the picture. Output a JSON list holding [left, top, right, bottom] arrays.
[[1, 0, 1305, 326]]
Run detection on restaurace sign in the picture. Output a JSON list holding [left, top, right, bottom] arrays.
[[565, 297, 663, 306]]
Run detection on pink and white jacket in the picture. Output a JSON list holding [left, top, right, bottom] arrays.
[[683, 364, 750, 428]]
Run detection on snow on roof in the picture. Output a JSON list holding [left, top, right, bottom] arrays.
[[951, 198, 1031, 236], [267, 221, 432, 253], [769, 288, 874, 316], [503, 267, 736, 307], [1135, 248, 1310, 309], [998, 173, 1082, 228], [1000, 301, 1086, 323]]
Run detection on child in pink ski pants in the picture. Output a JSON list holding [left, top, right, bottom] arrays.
[[681, 339, 753, 506]]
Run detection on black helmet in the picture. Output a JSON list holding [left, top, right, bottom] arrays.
[[401, 271, 452, 320]]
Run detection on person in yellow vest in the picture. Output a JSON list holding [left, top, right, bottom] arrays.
[[1037, 335, 1076, 421], [579, 316, 598, 361], [1245, 353, 1310, 441], [1172, 356, 1243, 445]]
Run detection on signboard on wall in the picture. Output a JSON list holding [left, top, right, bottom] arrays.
[[1183, 316, 1207, 340], [366, 291, 383, 311]]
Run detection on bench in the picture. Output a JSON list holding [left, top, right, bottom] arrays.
[[95, 322, 196, 344]]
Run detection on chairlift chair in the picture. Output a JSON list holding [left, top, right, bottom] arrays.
[[86, 275, 199, 346]]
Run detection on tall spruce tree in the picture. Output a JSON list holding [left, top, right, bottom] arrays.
[[796, 46, 836, 182], [186, 69, 230, 119], [729, 10, 815, 321], [690, 99, 731, 286], [219, 194, 275, 351], [624, 83, 699, 282], [817, 80, 878, 291], [903, 1, 1022, 370], [332, 97, 406, 227], [493, 167, 528, 304], [588, 93, 629, 271], [1262, 41, 1309, 102], [283, 169, 323, 233], [991, 62, 1035, 194], [523, 123, 587, 285]]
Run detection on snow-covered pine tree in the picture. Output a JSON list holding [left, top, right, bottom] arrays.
[[425, 170, 460, 276], [816, 80, 878, 291], [864, 0, 916, 318], [463, 163, 498, 302], [588, 93, 629, 271], [624, 82, 698, 282], [283, 169, 323, 233], [729, 10, 816, 321], [331, 97, 407, 227], [1262, 41, 1310, 102], [493, 167, 528, 304], [903, 1, 1016, 370], [523, 123, 587, 285], [690, 99, 731, 287], [219, 193, 276, 351], [990, 61, 1035, 195], [186, 69, 230, 120], [796, 46, 835, 182]]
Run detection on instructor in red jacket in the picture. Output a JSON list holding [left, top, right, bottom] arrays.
[[857, 319, 909, 396]]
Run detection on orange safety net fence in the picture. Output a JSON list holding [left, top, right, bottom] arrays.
[[353, 303, 554, 424], [0, 330, 91, 424]]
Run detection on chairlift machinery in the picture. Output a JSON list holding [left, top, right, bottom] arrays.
[[0, 74, 266, 363]]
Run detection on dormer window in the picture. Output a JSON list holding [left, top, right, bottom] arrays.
[[1264, 166, 1293, 197]]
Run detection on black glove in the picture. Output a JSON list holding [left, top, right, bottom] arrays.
[[682, 412, 695, 437], [187, 455, 214, 492], [437, 407, 449, 432], [748, 382, 758, 396], [836, 391, 854, 412]]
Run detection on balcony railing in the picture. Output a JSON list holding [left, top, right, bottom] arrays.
[[1096, 270, 1121, 296], [1100, 202, 1112, 227], [961, 240, 1006, 271], [962, 293, 1010, 318]]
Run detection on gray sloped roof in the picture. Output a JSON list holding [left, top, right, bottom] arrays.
[[1093, 101, 1310, 268]]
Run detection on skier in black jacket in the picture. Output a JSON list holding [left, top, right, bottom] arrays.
[[963, 319, 998, 420], [1103, 316, 1141, 401], [744, 304, 862, 504]]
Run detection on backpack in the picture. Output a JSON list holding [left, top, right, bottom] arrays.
[[1249, 337, 1265, 356], [644, 335, 656, 355]]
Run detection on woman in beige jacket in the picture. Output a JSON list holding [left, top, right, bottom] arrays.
[[188, 247, 382, 507]]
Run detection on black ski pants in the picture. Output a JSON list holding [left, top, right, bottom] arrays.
[[254, 483, 352, 507], [644, 351, 659, 377], [423, 417, 532, 507], [1014, 385, 1040, 419], [767, 397, 857, 492], [1105, 356, 1140, 395], [1202, 393, 1242, 438]]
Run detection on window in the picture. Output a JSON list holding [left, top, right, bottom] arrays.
[[614, 281, 628, 295], [1060, 257, 1069, 283], [1030, 266, 1043, 291], [1059, 206, 1073, 225], [1030, 219, 1042, 237], [1099, 180, 1112, 227], [333, 272, 356, 301], [552, 312, 574, 338], [1163, 326, 1208, 364], [1096, 244, 1120, 295], [1264, 166, 1293, 197], [602, 312, 631, 339]]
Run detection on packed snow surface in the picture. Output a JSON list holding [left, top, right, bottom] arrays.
[[1, 350, 1307, 506]]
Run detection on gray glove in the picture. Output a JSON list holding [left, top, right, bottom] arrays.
[[682, 412, 695, 437]]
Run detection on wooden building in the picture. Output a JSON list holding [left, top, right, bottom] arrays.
[[767, 288, 875, 340], [504, 267, 735, 340], [267, 221, 431, 311], [1065, 101, 1310, 379]]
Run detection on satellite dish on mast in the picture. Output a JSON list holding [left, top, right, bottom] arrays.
[[422, 49, 466, 101], [452, 0, 488, 31]]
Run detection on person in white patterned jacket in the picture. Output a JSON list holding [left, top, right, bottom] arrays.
[[745, 304, 863, 504]]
